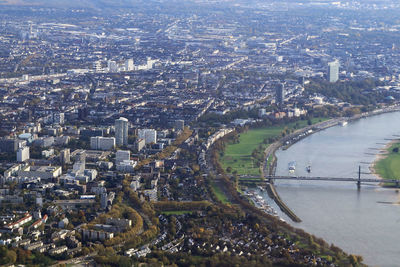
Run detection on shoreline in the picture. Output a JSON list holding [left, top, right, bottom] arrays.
[[262, 105, 400, 222], [369, 140, 396, 180], [370, 139, 400, 186]]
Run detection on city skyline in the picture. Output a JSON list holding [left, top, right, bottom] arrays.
[[0, 0, 399, 266]]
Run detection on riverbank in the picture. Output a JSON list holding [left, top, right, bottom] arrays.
[[261, 105, 400, 222], [371, 140, 400, 184], [265, 183, 301, 222], [217, 104, 400, 223], [220, 118, 328, 176], [269, 110, 400, 267]]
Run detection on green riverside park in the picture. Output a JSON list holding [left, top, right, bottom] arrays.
[[374, 142, 400, 182], [220, 118, 326, 177]]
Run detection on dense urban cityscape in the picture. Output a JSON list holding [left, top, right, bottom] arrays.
[[1, 0, 400, 266]]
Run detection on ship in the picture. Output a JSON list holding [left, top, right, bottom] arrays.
[[340, 121, 348, 126], [288, 161, 296, 171], [306, 161, 311, 173], [306, 165, 311, 173]]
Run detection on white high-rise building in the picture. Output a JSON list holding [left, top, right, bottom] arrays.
[[90, 137, 116, 150], [115, 117, 128, 146], [125, 59, 134, 71], [328, 60, 340, 83], [108, 60, 118, 73], [116, 150, 130, 165], [73, 151, 86, 174], [60, 149, 70, 165], [17, 146, 30, 162], [146, 57, 156, 69], [53, 112, 65, 125], [93, 61, 102, 73], [138, 129, 157, 144]]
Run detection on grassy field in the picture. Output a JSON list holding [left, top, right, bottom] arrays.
[[210, 181, 230, 204], [221, 118, 327, 176], [374, 142, 400, 181]]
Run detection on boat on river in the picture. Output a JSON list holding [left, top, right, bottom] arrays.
[[288, 161, 296, 171], [306, 162, 311, 173]]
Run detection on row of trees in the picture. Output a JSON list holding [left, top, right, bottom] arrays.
[[153, 201, 211, 212]]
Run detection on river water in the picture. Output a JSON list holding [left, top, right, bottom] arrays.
[[270, 112, 400, 267]]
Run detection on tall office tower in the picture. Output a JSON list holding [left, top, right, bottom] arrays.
[[60, 148, 71, 165], [107, 60, 118, 73], [125, 59, 134, 71], [146, 57, 155, 69], [328, 60, 340, 83], [115, 117, 128, 146], [73, 150, 86, 174], [17, 146, 30, 162], [276, 83, 285, 106], [93, 61, 102, 73]]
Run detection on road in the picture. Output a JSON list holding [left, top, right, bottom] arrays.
[[50, 252, 97, 267]]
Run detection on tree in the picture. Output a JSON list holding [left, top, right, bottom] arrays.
[[348, 254, 359, 265], [0, 247, 17, 265], [118, 256, 132, 267], [16, 248, 31, 263], [6, 250, 17, 264], [32, 252, 53, 266]]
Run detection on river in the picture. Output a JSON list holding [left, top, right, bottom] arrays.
[[266, 112, 400, 267]]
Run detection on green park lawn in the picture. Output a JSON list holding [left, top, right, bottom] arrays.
[[210, 181, 230, 204], [220, 118, 327, 176], [374, 142, 400, 181]]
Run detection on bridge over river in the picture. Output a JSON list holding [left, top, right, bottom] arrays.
[[239, 175, 400, 188]]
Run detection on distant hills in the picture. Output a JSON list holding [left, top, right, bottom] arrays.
[[0, 0, 148, 8], [0, 0, 391, 8]]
